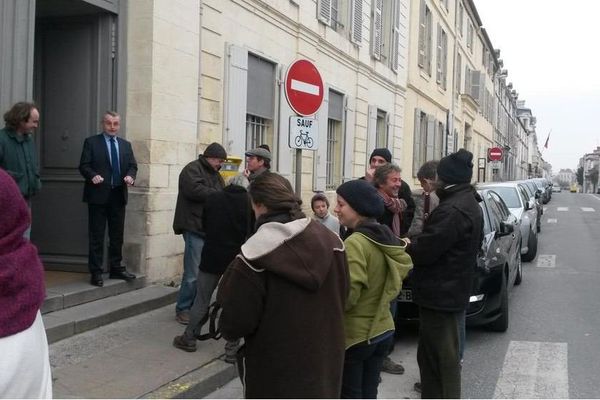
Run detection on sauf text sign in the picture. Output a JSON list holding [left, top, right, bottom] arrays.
[[289, 116, 318, 150]]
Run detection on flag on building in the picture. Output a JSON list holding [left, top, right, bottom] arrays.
[[544, 131, 551, 149]]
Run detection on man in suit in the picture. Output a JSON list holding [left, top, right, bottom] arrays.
[[79, 111, 138, 287]]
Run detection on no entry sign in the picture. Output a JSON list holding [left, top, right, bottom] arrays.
[[284, 59, 324, 116], [488, 147, 504, 161]]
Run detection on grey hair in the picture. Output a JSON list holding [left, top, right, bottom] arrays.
[[228, 173, 250, 189], [373, 163, 402, 188]]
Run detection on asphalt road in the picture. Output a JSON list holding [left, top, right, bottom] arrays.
[[208, 192, 600, 398]]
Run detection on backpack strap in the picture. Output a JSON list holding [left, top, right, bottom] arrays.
[[193, 302, 222, 341]]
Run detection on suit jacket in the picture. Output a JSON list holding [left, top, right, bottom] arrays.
[[79, 133, 138, 205]]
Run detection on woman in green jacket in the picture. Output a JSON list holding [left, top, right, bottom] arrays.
[[335, 179, 412, 399]]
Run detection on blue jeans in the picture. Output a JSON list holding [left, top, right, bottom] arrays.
[[341, 337, 392, 399], [176, 231, 204, 313]]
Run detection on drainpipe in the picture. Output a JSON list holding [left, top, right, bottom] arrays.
[[197, 0, 203, 145], [448, 0, 458, 156]]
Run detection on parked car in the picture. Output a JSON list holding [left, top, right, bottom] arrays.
[[530, 178, 551, 204], [478, 182, 538, 262], [396, 189, 522, 332], [519, 180, 543, 232], [552, 185, 562, 193]]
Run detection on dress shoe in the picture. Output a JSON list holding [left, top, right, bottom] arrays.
[[109, 270, 136, 281], [91, 274, 104, 287]]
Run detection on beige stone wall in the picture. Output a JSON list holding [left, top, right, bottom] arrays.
[[124, 0, 201, 282]]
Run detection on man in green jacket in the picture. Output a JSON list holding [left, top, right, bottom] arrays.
[[0, 102, 41, 238]]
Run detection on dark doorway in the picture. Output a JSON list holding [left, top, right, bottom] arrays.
[[32, 1, 118, 272]]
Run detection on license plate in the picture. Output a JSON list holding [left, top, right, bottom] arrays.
[[397, 289, 413, 302]]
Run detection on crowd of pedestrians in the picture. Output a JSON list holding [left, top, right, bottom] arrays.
[[0, 98, 483, 399]]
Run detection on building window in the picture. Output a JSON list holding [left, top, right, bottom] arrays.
[[326, 90, 344, 190], [456, 53, 462, 96], [246, 53, 275, 152], [467, 22, 474, 53], [436, 24, 448, 89], [418, 0, 433, 75], [436, 121, 445, 160], [376, 109, 388, 148], [245, 115, 272, 151]]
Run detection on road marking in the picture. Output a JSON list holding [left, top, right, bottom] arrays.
[[547, 218, 557, 223], [290, 79, 320, 96], [557, 207, 569, 212], [537, 255, 556, 268], [581, 207, 595, 212], [494, 341, 568, 399]]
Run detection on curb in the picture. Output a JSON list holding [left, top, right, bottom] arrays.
[[142, 358, 238, 399]]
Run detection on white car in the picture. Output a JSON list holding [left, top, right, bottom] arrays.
[[478, 182, 539, 262], [552, 185, 562, 193]]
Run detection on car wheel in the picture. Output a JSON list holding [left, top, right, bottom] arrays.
[[522, 229, 538, 262], [514, 248, 523, 285], [488, 270, 509, 332]]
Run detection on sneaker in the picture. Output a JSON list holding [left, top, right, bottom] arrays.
[[173, 335, 196, 352], [381, 356, 405, 375], [175, 311, 190, 325], [414, 382, 422, 393]]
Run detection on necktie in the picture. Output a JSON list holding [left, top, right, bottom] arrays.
[[109, 137, 121, 187]]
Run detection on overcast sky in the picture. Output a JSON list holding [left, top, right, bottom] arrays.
[[473, 0, 600, 173]]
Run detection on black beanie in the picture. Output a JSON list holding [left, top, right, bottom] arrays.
[[336, 180, 384, 218], [437, 149, 474, 184], [203, 142, 227, 159], [369, 148, 392, 163]]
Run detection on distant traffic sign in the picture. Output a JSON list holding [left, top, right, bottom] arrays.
[[284, 59, 324, 116], [488, 147, 504, 162]]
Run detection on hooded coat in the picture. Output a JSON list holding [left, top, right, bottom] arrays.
[[343, 221, 413, 348], [217, 217, 349, 398]]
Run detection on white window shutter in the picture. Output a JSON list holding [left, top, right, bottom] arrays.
[[313, 88, 329, 191], [385, 112, 391, 150], [470, 70, 481, 103], [436, 24, 442, 83], [412, 108, 422, 176], [224, 44, 248, 159], [367, 105, 377, 165], [318, 0, 332, 25], [277, 64, 294, 182], [350, 0, 363, 45], [371, 0, 383, 59], [391, 0, 401, 72], [426, 117, 435, 161], [343, 95, 356, 182], [418, 0, 426, 67], [442, 30, 448, 89]]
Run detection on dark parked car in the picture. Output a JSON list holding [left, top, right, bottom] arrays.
[[396, 189, 522, 332]]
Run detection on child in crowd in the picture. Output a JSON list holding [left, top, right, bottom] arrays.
[[311, 192, 340, 234]]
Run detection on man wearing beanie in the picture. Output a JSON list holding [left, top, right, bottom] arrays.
[[406, 149, 483, 398], [172, 142, 226, 324], [334, 180, 413, 398]]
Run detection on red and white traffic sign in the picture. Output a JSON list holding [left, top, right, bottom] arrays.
[[488, 147, 504, 162], [284, 59, 324, 117]]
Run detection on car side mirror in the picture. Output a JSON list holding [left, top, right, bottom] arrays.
[[498, 221, 514, 236], [534, 191, 541, 199], [524, 201, 532, 211]]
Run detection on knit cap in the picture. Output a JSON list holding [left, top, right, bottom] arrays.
[[369, 148, 392, 163], [203, 142, 227, 159], [437, 149, 474, 184], [336, 180, 384, 218]]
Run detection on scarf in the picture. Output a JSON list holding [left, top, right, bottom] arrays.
[[0, 169, 46, 338], [378, 190, 406, 237]]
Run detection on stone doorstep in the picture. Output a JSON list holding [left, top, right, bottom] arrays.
[[43, 276, 147, 314], [43, 285, 178, 344], [142, 359, 239, 399]]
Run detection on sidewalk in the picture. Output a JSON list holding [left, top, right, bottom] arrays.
[[50, 304, 236, 399]]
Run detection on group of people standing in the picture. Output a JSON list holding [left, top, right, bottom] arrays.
[[0, 98, 483, 399]]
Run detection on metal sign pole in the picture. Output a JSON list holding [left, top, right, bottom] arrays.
[[295, 149, 302, 195]]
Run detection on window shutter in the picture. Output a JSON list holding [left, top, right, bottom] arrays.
[[371, 0, 383, 59], [426, 7, 432, 74], [350, 0, 363, 44], [390, 0, 401, 72], [418, 0, 426, 67], [470, 70, 481, 103], [385, 112, 391, 150], [426, 117, 435, 161], [436, 24, 442, 84], [442, 30, 448, 89], [318, 0, 332, 25], [367, 105, 377, 165], [343, 95, 355, 182], [314, 88, 329, 191], [277, 64, 294, 181], [412, 108, 422, 176], [224, 44, 248, 160]]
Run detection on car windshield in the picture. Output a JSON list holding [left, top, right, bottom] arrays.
[[484, 187, 521, 208]]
